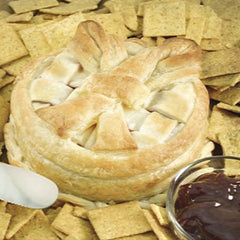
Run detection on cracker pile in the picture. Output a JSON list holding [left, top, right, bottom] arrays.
[[0, 0, 240, 239], [0, 199, 177, 240]]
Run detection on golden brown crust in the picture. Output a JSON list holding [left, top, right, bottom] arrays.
[[4, 21, 210, 202]]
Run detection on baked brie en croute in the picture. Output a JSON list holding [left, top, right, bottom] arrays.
[[4, 21, 210, 202]]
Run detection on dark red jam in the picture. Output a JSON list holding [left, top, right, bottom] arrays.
[[175, 172, 240, 240]]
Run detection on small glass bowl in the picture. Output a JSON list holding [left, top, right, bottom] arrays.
[[166, 155, 240, 240]]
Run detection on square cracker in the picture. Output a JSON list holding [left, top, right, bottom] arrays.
[[219, 131, 240, 176], [6, 12, 34, 23], [143, 209, 176, 240], [40, 0, 97, 15], [5, 204, 38, 239], [0, 212, 11, 240], [208, 85, 240, 105], [10, 210, 59, 240], [200, 38, 224, 51], [0, 201, 7, 213], [185, 1, 203, 20], [0, 69, 6, 79], [40, 1, 98, 15], [0, 10, 10, 20], [200, 48, 240, 79], [221, 19, 240, 48], [186, 17, 205, 44], [52, 203, 97, 239], [217, 102, 240, 114], [88, 201, 152, 240], [0, 23, 28, 66], [203, 6, 222, 39], [143, 1, 185, 37], [150, 204, 170, 227], [41, 12, 85, 50], [114, 232, 158, 240], [105, 1, 138, 31], [8, 0, 59, 14], [2, 56, 32, 77], [19, 24, 53, 58], [0, 75, 15, 89], [202, 73, 240, 92], [84, 12, 129, 40], [208, 106, 240, 143]]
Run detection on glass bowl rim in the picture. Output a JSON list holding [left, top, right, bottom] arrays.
[[166, 155, 240, 240]]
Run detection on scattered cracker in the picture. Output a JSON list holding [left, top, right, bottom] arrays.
[[203, 7, 222, 39], [0, 75, 15, 89], [72, 206, 88, 219], [0, 212, 11, 240], [52, 203, 97, 239], [7, 22, 36, 31], [185, 1, 203, 20], [0, 23, 28, 66], [219, 130, 240, 157], [143, 1, 185, 37], [5, 204, 38, 239], [217, 102, 240, 114], [11, 210, 59, 240], [208, 85, 240, 105], [88, 201, 152, 240], [2, 56, 32, 77], [202, 73, 240, 92], [143, 209, 177, 240], [114, 232, 158, 240], [200, 38, 224, 51], [208, 106, 240, 143], [150, 204, 170, 227], [219, 131, 240, 175], [8, 0, 59, 14], [0, 82, 14, 102], [105, 1, 138, 31], [45, 207, 62, 224], [6, 12, 34, 23], [0, 69, 6, 79], [186, 17, 205, 44], [0, 201, 7, 213], [221, 19, 240, 48], [0, 10, 10, 20], [84, 12, 129, 40], [201, 48, 240, 79], [0, 95, 9, 141], [40, 1, 98, 15], [19, 22, 54, 57], [186, 3, 205, 19], [41, 12, 85, 49]]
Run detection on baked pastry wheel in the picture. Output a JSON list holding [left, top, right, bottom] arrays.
[[4, 21, 210, 203]]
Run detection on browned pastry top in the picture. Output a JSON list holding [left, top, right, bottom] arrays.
[[4, 21, 209, 202]]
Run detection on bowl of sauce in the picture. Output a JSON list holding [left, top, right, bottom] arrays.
[[166, 155, 240, 240]]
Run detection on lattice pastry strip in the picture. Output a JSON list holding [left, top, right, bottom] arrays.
[[40, 50, 80, 84], [36, 93, 115, 139], [93, 105, 137, 151], [139, 112, 178, 143], [79, 73, 150, 109], [124, 108, 150, 131], [147, 82, 196, 123], [30, 78, 73, 105]]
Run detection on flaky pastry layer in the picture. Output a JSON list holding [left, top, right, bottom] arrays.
[[4, 21, 210, 202]]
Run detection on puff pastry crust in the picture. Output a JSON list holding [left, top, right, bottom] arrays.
[[4, 21, 210, 202]]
